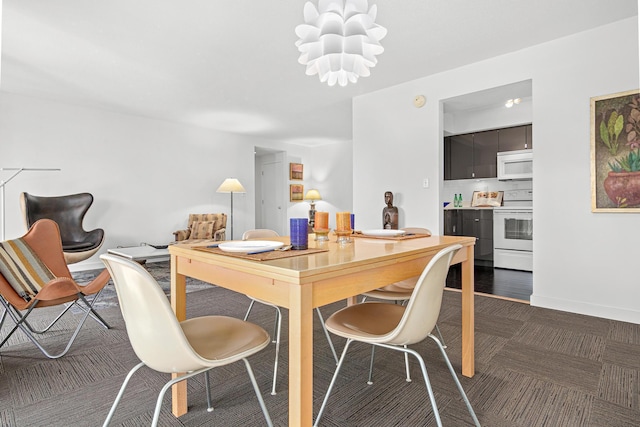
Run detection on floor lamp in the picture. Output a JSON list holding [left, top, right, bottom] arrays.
[[216, 178, 245, 240], [0, 167, 61, 240]]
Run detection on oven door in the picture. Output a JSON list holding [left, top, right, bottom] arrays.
[[493, 210, 533, 251]]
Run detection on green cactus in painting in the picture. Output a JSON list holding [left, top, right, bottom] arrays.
[[600, 110, 624, 155], [608, 148, 640, 172]]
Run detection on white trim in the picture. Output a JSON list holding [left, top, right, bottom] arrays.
[[531, 294, 640, 324]]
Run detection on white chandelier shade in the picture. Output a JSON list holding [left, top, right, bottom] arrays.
[[295, 0, 387, 87]]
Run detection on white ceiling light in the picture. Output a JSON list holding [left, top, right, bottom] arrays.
[[295, 0, 387, 87], [505, 98, 522, 108]]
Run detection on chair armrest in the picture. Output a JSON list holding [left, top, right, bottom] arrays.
[[214, 228, 226, 241], [36, 277, 81, 301], [80, 269, 111, 296], [173, 229, 190, 241], [85, 228, 105, 246]]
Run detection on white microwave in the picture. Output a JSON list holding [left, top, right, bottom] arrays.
[[497, 149, 533, 181]]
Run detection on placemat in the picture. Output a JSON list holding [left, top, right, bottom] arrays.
[[351, 232, 432, 241], [192, 246, 329, 261]]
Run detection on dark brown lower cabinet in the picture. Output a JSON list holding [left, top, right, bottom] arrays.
[[444, 209, 493, 267]]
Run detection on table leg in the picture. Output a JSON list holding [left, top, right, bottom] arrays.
[[460, 245, 475, 378], [289, 283, 314, 427], [170, 255, 188, 417]]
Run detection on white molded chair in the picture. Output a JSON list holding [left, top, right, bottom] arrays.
[[100, 254, 273, 427], [314, 244, 480, 427], [242, 229, 339, 395], [361, 227, 446, 383]]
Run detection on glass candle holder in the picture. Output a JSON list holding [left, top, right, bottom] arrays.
[[335, 212, 351, 232], [313, 211, 329, 241]]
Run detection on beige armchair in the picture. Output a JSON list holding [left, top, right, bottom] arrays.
[[173, 213, 227, 242]]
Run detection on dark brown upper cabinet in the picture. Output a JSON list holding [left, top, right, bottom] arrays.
[[444, 130, 498, 180], [498, 124, 533, 151], [444, 124, 531, 181]]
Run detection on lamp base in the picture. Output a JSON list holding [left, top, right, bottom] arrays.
[[308, 204, 316, 228]]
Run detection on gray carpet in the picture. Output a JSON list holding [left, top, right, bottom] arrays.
[[0, 261, 638, 426]]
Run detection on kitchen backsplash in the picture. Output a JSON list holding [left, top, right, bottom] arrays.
[[443, 178, 532, 206]]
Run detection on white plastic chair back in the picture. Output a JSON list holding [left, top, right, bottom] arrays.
[[242, 229, 280, 240], [385, 244, 461, 345], [401, 227, 431, 235], [100, 254, 207, 373]]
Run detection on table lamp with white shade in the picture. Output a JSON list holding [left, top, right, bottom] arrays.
[[216, 178, 245, 240], [305, 189, 321, 228]]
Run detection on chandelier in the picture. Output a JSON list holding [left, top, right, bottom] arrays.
[[295, 0, 387, 87]]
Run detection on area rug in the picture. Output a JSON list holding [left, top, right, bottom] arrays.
[[73, 260, 213, 309]]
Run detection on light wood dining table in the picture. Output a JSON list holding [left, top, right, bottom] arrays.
[[168, 233, 476, 426]]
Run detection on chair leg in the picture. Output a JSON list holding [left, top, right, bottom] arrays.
[[314, 339, 354, 427], [243, 358, 274, 427], [0, 305, 7, 330], [150, 366, 216, 427], [0, 302, 35, 349], [67, 299, 111, 331], [76, 287, 112, 329], [270, 306, 282, 395], [434, 323, 446, 348], [1, 294, 98, 359], [403, 345, 412, 382], [23, 303, 74, 334], [367, 345, 376, 385], [205, 371, 214, 412], [374, 342, 444, 427], [316, 308, 339, 364], [103, 361, 146, 427], [244, 298, 255, 321], [245, 298, 278, 344], [429, 334, 481, 426]]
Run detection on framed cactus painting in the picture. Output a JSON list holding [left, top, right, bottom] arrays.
[[591, 89, 640, 212]]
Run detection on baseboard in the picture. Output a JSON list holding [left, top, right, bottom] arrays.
[[68, 256, 169, 273], [531, 294, 640, 324]]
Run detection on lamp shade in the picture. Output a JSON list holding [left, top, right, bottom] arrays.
[[295, 0, 387, 87], [216, 178, 246, 193], [305, 189, 322, 201]]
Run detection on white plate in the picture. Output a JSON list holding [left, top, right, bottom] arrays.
[[360, 229, 406, 237], [218, 241, 284, 253]]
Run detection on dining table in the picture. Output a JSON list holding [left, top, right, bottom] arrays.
[[168, 232, 476, 427]]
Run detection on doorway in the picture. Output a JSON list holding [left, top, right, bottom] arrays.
[[254, 147, 286, 235]]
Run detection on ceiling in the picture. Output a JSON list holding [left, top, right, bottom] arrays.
[[1, 1, 637, 146]]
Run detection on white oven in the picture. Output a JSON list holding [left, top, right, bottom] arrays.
[[493, 189, 533, 271]]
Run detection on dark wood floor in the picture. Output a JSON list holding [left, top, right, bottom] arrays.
[[446, 264, 533, 302]]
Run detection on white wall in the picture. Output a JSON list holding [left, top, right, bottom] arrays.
[[0, 93, 352, 271], [444, 97, 533, 136], [353, 18, 640, 324], [253, 142, 354, 234]]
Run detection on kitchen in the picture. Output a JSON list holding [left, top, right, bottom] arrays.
[[441, 80, 533, 301]]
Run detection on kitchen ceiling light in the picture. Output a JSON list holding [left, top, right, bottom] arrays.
[[505, 98, 522, 108], [295, 0, 387, 87]]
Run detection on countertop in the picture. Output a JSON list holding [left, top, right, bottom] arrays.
[[444, 204, 495, 210]]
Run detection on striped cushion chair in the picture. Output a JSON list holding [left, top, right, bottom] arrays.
[[173, 213, 227, 243], [0, 219, 111, 358]]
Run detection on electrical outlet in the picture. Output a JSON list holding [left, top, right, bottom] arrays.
[[422, 178, 429, 188]]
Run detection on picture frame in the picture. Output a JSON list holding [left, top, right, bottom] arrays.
[[289, 162, 303, 180], [290, 184, 304, 202], [590, 89, 640, 212], [471, 191, 504, 207]]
